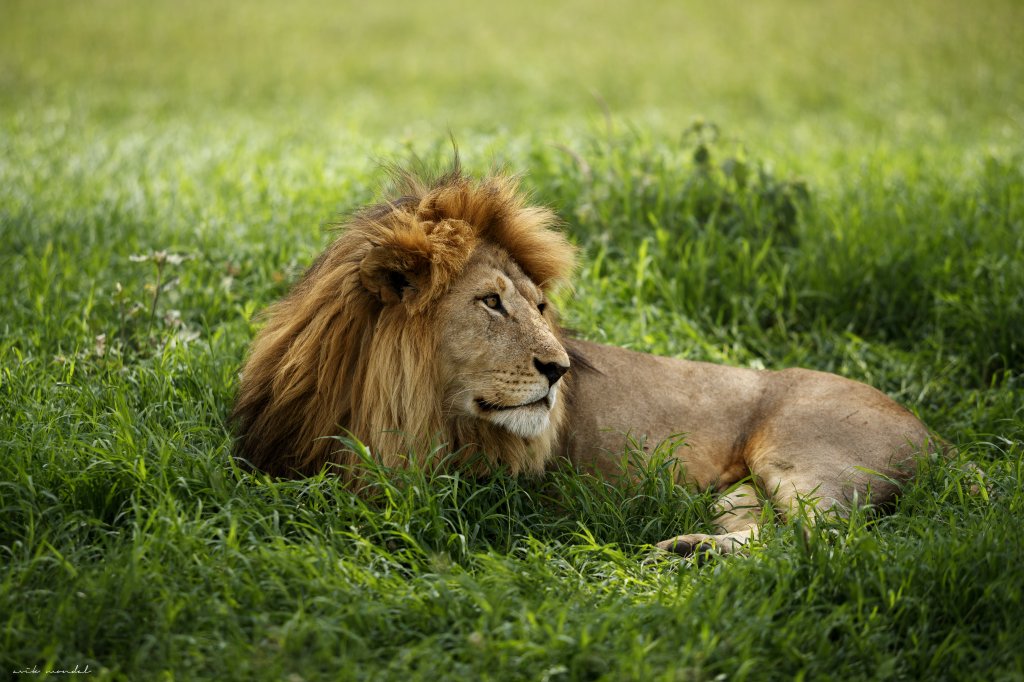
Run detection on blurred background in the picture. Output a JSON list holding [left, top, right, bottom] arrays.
[[3, 0, 1021, 158]]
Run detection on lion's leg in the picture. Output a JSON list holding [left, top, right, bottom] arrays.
[[656, 483, 763, 556], [762, 475, 839, 522], [752, 448, 902, 524]]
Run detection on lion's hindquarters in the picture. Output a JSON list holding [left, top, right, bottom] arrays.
[[744, 369, 933, 518]]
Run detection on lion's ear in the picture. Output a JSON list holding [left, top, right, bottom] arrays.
[[358, 218, 476, 307], [359, 243, 431, 305]]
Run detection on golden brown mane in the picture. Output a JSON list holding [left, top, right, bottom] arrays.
[[231, 166, 576, 479]]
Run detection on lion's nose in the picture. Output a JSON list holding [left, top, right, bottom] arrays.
[[534, 357, 570, 386]]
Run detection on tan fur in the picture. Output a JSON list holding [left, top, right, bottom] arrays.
[[233, 166, 940, 554]]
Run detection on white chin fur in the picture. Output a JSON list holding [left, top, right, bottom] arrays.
[[488, 407, 551, 439], [485, 387, 557, 439]]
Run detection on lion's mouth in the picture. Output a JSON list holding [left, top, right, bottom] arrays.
[[475, 395, 550, 412]]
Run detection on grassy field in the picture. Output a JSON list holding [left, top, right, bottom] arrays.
[[2, 1, 1023, 680]]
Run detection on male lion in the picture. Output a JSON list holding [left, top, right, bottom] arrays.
[[232, 165, 940, 555]]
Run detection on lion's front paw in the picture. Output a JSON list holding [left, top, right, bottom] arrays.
[[656, 534, 717, 558]]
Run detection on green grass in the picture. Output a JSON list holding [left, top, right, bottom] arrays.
[[2, 1, 1023, 680]]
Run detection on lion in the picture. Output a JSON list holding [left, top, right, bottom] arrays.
[[231, 164, 941, 556]]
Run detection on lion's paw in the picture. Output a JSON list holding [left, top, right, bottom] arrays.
[[656, 534, 718, 558]]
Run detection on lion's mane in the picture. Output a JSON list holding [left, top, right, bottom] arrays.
[[231, 166, 576, 479]]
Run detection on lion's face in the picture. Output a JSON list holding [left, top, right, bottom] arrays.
[[232, 170, 577, 477], [436, 245, 570, 439]]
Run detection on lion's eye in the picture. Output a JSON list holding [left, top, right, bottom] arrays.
[[537, 301, 547, 314], [482, 294, 503, 311]]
